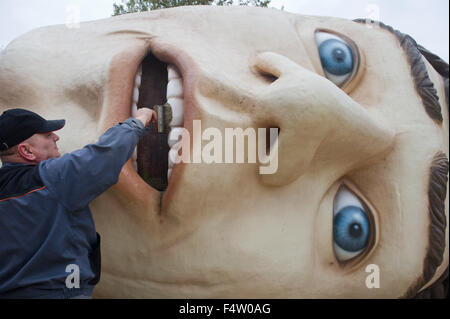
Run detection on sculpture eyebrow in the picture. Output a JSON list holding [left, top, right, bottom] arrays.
[[404, 152, 449, 298], [354, 19, 447, 125]]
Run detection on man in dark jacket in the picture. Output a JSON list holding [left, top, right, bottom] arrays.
[[0, 107, 156, 298]]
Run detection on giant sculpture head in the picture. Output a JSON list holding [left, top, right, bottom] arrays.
[[0, 6, 448, 298]]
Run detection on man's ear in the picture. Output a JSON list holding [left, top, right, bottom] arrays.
[[17, 142, 36, 161]]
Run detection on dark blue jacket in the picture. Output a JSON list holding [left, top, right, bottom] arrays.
[[0, 118, 146, 298]]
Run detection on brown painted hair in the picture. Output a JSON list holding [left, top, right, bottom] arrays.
[[406, 152, 449, 298], [354, 19, 449, 299]]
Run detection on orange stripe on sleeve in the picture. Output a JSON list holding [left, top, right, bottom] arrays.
[[0, 186, 47, 203]]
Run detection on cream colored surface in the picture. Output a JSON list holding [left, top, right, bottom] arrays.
[[0, 6, 448, 298]]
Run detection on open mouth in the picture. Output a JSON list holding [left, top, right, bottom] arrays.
[[130, 53, 184, 192]]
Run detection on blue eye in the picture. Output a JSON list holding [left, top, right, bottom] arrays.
[[334, 206, 370, 252], [315, 31, 359, 87], [318, 39, 353, 76], [333, 186, 374, 263]]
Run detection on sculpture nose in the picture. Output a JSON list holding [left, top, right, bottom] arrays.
[[252, 52, 395, 186]]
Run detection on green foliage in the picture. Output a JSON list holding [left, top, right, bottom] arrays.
[[113, 0, 271, 16]]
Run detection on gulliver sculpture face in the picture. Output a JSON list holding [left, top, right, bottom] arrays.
[[0, 6, 448, 298]]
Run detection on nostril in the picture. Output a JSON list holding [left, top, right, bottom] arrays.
[[251, 60, 279, 84], [257, 70, 278, 84], [261, 72, 278, 84], [266, 126, 280, 154]]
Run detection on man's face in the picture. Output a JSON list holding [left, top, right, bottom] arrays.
[[25, 132, 61, 162], [0, 7, 448, 298]]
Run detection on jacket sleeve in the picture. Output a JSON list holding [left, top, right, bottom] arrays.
[[38, 118, 147, 212]]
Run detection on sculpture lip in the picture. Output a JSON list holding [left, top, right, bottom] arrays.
[[101, 38, 201, 213]]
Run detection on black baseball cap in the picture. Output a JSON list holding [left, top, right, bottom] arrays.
[[0, 108, 65, 151]]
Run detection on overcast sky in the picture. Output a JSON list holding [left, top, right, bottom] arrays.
[[0, 0, 448, 62]]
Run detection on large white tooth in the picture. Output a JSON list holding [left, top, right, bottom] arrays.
[[168, 127, 184, 147], [168, 148, 179, 169], [131, 102, 138, 117], [133, 87, 140, 104], [168, 64, 181, 81], [167, 78, 184, 99], [135, 73, 142, 87], [167, 168, 173, 181], [167, 97, 184, 127]]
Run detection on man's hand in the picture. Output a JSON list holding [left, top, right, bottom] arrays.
[[134, 108, 157, 127]]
